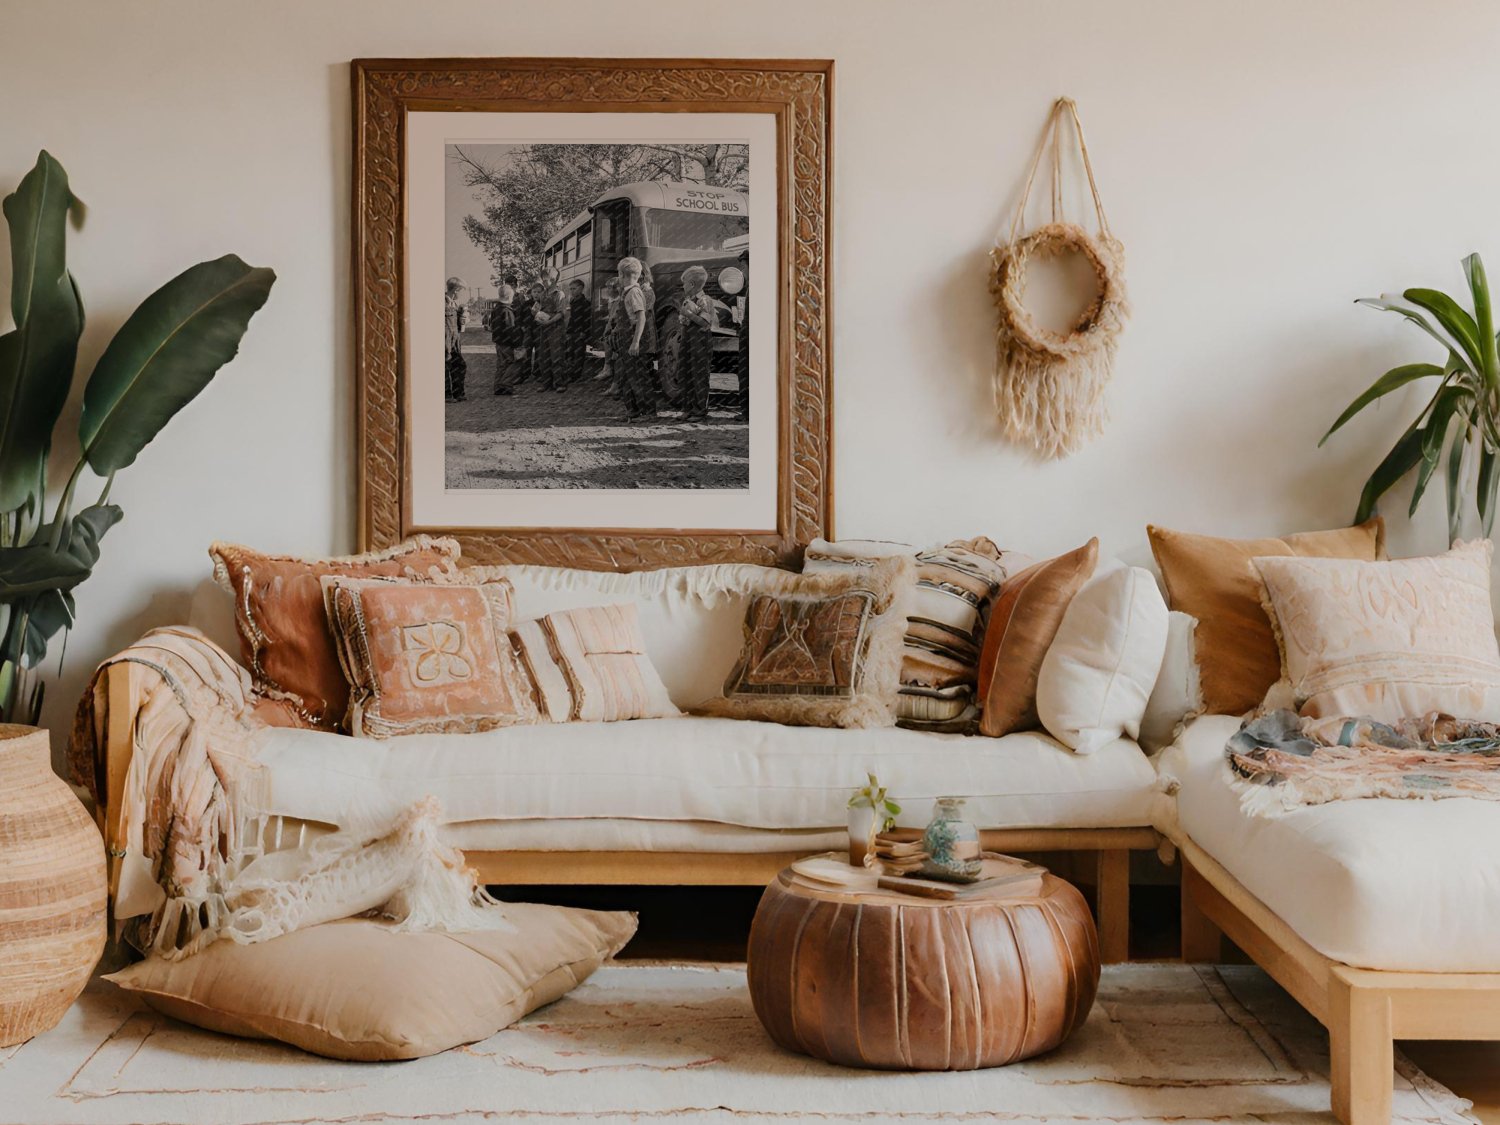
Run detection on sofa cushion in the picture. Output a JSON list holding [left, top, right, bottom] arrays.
[[247, 716, 1159, 832], [510, 603, 679, 723], [1159, 714, 1500, 972]]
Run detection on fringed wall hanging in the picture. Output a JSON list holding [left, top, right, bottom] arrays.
[[990, 97, 1129, 460]]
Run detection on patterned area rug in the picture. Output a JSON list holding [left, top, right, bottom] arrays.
[[0, 962, 1475, 1124]]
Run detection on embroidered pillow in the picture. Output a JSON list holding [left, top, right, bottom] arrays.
[[509, 603, 679, 723], [1254, 540, 1500, 723], [322, 575, 538, 738], [804, 538, 1025, 731], [210, 537, 461, 730], [700, 555, 915, 729], [977, 539, 1099, 738], [1147, 519, 1385, 716]]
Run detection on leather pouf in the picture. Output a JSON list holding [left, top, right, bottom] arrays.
[[0, 724, 106, 1046], [748, 869, 1099, 1070]]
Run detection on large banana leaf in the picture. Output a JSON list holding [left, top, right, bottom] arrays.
[[0, 151, 83, 512], [0, 542, 90, 598], [79, 254, 274, 473], [1320, 362, 1442, 445]]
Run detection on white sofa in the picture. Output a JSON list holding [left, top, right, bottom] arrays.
[[98, 560, 1166, 963]]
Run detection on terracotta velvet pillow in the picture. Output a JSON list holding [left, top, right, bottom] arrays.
[[323, 575, 540, 738], [699, 555, 915, 729], [211, 537, 461, 730], [976, 538, 1099, 738], [1147, 518, 1385, 716]]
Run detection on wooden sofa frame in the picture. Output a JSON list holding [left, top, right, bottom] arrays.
[[99, 661, 1156, 963], [1179, 835, 1500, 1125]]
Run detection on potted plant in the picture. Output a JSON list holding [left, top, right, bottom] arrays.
[[0, 150, 273, 1045], [0, 151, 274, 724], [1323, 252, 1500, 543], [846, 772, 901, 865]]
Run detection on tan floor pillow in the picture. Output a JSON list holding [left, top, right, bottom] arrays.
[[105, 903, 636, 1060]]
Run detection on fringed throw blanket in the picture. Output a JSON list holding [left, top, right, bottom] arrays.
[[1227, 708, 1500, 816], [70, 627, 509, 959]]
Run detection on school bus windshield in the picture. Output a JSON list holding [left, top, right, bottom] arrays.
[[641, 208, 748, 252]]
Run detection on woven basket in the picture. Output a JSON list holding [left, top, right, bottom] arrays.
[[0, 724, 106, 1046]]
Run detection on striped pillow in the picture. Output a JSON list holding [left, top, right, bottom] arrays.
[[510, 603, 679, 723], [803, 538, 1025, 731]]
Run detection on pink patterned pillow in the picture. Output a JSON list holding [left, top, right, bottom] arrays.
[[510, 604, 679, 723]]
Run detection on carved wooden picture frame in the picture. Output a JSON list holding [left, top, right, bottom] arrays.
[[352, 58, 833, 569]]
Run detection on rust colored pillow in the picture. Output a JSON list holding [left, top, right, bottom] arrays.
[[323, 575, 539, 738], [1147, 518, 1385, 716], [210, 537, 461, 730], [976, 539, 1099, 738]]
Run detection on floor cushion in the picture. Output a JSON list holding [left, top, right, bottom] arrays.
[[1159, 714, 1500, 972], [105, 903, 637, 1060]]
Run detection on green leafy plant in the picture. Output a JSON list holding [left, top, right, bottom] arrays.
[[847, 772, 901, 832], [1323, 253, 1500, 543], [0, 151, 274, 724]]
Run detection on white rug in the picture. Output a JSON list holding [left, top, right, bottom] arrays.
[[0, 962, 1475, 1124]]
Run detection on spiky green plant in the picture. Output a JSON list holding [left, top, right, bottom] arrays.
[[1323, 253, 1500, 544], [0, 151, 274, 724]]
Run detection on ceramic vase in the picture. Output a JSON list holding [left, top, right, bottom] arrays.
[[0, 725, 107, 1046], [921, 796, 983, 882]]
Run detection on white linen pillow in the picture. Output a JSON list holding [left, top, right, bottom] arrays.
[[1253, 540, 1500, 722], [1036, 564, 1169, 754], [1138, 611, 1202, 751]]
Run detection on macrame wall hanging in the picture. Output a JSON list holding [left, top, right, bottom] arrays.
[[990, 97, 1129, 460]]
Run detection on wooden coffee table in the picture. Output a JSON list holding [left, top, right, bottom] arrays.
[[747, 857, 1100, 1070]]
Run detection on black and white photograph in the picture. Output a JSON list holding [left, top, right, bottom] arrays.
[[442, 141, 752, 491]]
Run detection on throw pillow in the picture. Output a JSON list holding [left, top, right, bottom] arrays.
[[210, 537, 461, 730], [509, 603, 680, 723], [1254, 540, 1500, 722], [1137, 611, 1203, 752], [105, 903, 637, 1061], [1146, 518, 1385, 716], [976, 538, 1099, 738], [699, 554, 916, 729], [322, 575, 539, 738], [1035, 564, 1169, 754], [803, 537, 1025, 731]]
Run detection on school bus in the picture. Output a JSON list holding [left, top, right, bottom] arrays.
[[541, 180, 748, 406]]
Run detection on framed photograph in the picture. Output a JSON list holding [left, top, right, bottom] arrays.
[[352, 58, 833, 569]]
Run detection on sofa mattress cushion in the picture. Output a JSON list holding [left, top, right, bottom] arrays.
[[1159, 714, 1500, 972], [249, 717, 1157, 833]]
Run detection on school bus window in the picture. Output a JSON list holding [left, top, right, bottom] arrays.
[[577, 223, 592, 260]]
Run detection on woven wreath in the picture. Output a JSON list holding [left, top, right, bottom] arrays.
[[991, 100, 1129, 460]]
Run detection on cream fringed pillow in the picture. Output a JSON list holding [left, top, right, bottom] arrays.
[[698, 555, 916, 729], [510, 603, 679, 723], [322, 575, 539, 737], [1254, 540, 1500, 722], [105, 905, 637, 1061]]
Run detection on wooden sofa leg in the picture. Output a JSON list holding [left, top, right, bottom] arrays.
[[1328, 968, 1393, 1125], [1094, 848, 1129, 964], [1179, 858, 1224, 963]]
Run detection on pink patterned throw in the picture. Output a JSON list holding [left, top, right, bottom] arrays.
[[1226, 709, 1500, 816]]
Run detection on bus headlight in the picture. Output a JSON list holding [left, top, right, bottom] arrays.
[[717, 266, 745, 296]]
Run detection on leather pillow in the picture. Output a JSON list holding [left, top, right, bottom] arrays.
[[210, 537, 461, 730], [977, 539, 1098, 738], [1147, 518, 1385, 716], [104, 904, 637, 1061]]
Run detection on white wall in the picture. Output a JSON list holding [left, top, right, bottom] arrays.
[[2, 0, 1497, 745]]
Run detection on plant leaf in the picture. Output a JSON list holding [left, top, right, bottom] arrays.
[[1320, 363, 1443, 445], [1355, 421, 1426, 524], [1462, 253, 1499, 389], [1446, 414, 1470, 544], [1404, 287, 1484, 372], [1410, 388, 1469, 517], [0, 542, 91, 598], [0, 151, 84, 512], [79, 254, 274, 474], [1481, 447, 1500, 536]]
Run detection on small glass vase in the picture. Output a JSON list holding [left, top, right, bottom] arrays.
[[921, 797, 983, 882]]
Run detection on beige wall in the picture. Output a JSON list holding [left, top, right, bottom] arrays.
[[2, 0, 1497, 742]]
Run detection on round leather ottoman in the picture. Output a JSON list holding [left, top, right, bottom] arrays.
[[747, 865, 1100, 1070]]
